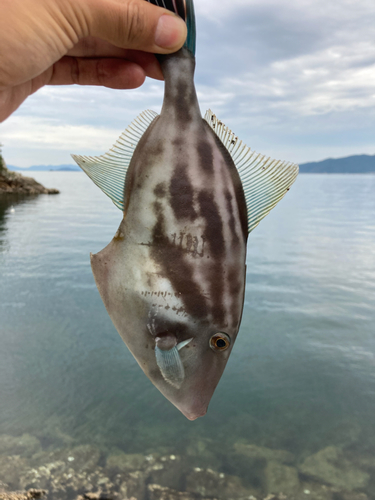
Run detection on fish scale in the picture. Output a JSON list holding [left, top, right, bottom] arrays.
[[72, 0, 298, 419]]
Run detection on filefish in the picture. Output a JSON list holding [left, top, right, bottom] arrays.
[[72, 0, 298, 420]]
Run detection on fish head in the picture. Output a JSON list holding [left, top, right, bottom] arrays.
[[141, 306, 237, 420]]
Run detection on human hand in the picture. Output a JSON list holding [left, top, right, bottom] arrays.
[[0, 0, 187, 122]]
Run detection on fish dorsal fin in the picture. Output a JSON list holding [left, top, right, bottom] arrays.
[[204, 109, 299, 234], [72, 109, 159, 210]]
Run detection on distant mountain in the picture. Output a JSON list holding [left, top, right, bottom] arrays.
[[7, 154, 375, 174], [299, 154, 375, 173], [7, 164, 80, 172]]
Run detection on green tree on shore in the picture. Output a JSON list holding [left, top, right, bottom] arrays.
[[0, 143, 4, 172]]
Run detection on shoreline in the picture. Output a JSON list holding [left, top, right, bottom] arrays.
[[0, 162, 59, 196]]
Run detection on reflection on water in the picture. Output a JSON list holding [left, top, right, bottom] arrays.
[[0, 172, 375, 499]]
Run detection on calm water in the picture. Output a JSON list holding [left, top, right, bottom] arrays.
[[1, 172, 375, 460]]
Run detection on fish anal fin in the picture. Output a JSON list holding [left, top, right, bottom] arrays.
[[204, 109, 299, 234], [72, 109, 159, 210]]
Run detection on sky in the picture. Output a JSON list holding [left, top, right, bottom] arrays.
[[1, 0, 375, 168]]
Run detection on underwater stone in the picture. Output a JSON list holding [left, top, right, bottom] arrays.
[[185, 438, 222, 470], [147, 484, 215, 500], [119, 470, 148, 500], [299, 446, 370, 490], [0, 489, 47, 500], [299, 481, 335, 500], [263, 462, 300, 497], [0, 455, 29, 490], [147, 455, 186, 491], [338, 492, 368, 500], [186, 468, 258, 499], [31, 445, 101, 474], [0, 435, 41, 458], [233, 444, 295, 465], [106, 452, 149, 473]]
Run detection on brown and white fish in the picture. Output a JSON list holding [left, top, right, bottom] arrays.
[[72, 0, 298, 420]]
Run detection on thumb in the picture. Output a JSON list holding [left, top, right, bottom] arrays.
[[79, 0, 187, 53]]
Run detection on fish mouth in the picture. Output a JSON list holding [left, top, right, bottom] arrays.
[[180, 406, 207, 421]]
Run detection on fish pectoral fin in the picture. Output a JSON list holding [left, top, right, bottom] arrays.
[[71, 109, 159, 211], [204, 109, 299, 234], [155, 345, 185, 389]]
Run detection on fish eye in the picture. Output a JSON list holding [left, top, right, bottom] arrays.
[[210, 332, 231, 352]]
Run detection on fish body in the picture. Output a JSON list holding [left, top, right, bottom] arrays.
[[73, 0, 298, 420]]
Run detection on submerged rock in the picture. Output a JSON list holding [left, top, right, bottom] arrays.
[[106, 451, 150, 473], [147, 483, 215, 500], [185, 438, 222, 470], [233, 443, 295, 466], [263, 462, 300, 497], [0, 435, 41, 458], [0, 489, 46, 500], [0, 456, 29, 490], [32, 445, 101, 472], [186, 467, 259, 499], [119, 470, 148, 500], [147, 455, 187, 491], [299, 446, 370, 490]]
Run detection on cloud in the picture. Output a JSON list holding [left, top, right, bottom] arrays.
[[1, 0, 374, 166]]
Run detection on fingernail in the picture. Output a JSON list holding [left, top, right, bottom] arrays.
[[155, 14, 187, 49]]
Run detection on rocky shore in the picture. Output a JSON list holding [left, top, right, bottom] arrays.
[[0, 433, 374, 500], [0, 160, 59, 195]]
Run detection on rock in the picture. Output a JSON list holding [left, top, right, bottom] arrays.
[[0, 456, 29, 489], [186, 467, 258, 499], [33, 445, 101, 472], [233, 444, 295, 465], [299, 481, 335, 500], [19, 461, 65, 490], [0, 489, 46, 500], [0, 435, 41, 458], [337, 493, 368, 500], [263, 462, 300, 496], [106, 452, 150, 473], [0, 167, 59, 195], [299, 446, 370, 490], [185, 439, 222, 470], [119, 470, 148, 500], [322, 420, 362, 449], [226, 443, 295, 490], [147, 455, 186, 491], [33, 416, 74, 449], [76, 494, 118, 500], [147, 484, 214, 500]]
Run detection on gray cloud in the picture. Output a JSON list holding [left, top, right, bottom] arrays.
[[1, 0, 374, 166]]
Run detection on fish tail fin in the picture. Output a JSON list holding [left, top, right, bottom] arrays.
[[146, 0, 196, 55]]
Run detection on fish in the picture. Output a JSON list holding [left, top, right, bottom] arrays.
[[72, 0, 298, 420]]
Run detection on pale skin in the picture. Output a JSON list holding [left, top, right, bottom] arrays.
[[0, 0, 187, 122]]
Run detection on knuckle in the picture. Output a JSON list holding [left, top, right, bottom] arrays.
[[122, 0, 146, 45]]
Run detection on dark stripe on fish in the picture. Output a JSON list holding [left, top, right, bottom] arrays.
[[151, 203, 209, 320], [197, 190, 226, 324], [169, 163, 197, 221], [197, 140, 214, 173], [198, 190, 225, 259], [202, 121, 248, 241]]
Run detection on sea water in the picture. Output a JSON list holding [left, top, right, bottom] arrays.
[[0, 172, 375, 496]]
